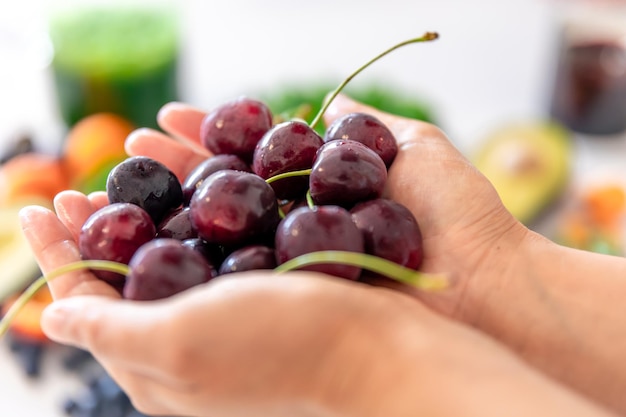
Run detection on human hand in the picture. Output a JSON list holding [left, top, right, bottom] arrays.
[[321, 94, 528, 319], [323, 97, 626, 415], [17, 96, 620, 417], [19, 93, 524, 324]]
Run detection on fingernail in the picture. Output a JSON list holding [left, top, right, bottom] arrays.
[[19, 205, 53, 245], [124, 128, 155, 154], [18, 205, 44, 224], [156, 101, 188, 125]]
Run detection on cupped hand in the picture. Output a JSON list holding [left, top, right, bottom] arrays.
[[16, 97, 617, 417], [20, 93, 526, 325], [322, 95, 529, 319], [38, 269, 425, 417], [138, 96, 527, 321]]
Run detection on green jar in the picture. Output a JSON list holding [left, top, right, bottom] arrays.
[[49, 5, 180, 129]]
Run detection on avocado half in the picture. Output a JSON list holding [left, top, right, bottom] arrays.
[[0, 204, 41, 303], [473, 122, 573, 225]]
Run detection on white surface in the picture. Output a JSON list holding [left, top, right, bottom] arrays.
[[0, 343, 86, 416], [1, 0, 623, 416], [1, 0, 563, 155]]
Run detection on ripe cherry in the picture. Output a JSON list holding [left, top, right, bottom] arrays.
[[200, 97, 273, 163]]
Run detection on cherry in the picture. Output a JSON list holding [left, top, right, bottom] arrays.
[[350, 198, 424, 271], [252, 120, 324, 200], [309, 140, 387, 208], [107, 156, 183, 224], [218, 245, 277, 275], [189, 170, 280, 247], [156, 207, 197, 240], [78, 203, 156, 285], [275, 206, 364, 280], [324, 113, 398, 167], [181, 238, 225, 270], [182, 154, 251, 205], [124, 239, 216, 301], [200, 97, 273, 163]]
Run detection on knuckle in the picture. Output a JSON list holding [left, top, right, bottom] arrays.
[[78, 309, 107, 349]]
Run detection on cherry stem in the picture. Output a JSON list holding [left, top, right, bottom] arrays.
[[0, 260, 130, 339], [309, 32, 439, 130], [305, 190, 315, 209], [265, 168, 312, 185], [274, 250, 448, 290]]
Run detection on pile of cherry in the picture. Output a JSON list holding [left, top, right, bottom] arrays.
[[82, 96, 424, 301]]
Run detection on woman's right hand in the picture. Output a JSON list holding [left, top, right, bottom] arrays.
[[322, 94, 528, 319], [324, 95, 626, 415]]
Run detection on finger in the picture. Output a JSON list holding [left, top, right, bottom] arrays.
[[87, 191, 109, 210], [19, 206, 120, 299], [41, 296, 167, 369], [54, 190, 97, 241], [157, 102, 211, 155], [125, 128, 210, 182], [323, 93, 447, 146]]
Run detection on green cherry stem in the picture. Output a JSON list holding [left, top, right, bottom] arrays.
[[265, 168, 312, 185], [274, 250, 448, 291], [266, 169, 315, 216], [0, 260, 130, 339], [309, 31, 439, 130], [305, 190, 315, 210]]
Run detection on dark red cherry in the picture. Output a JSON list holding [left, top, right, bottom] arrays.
[[200, 97, 273, 163]]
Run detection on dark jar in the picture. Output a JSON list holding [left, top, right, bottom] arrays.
[[549, 4, 626, 136]]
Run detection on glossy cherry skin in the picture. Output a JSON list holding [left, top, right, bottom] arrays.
[[275, 205, 364, 280], [156, 207, 197, 240], [182, 154, 251, 205], [200, 97, 273, 163], [107, 156, 183, 224], [350, 198, 424, 271], [218, 245, 277, 275], [124, 238, 216, 301], [309, 139, 387, 208], [189, 170, 280, 247], [79, 203, 156, 285], [324, 112, 398, 167], [252, 120, 323, 200]]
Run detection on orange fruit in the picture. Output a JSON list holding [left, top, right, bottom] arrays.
[[2, 285, 53, 342], [62, 112, 135, 192], [0, 152, 70, 206]]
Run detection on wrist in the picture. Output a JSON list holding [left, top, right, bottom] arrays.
[[410, 206, 532, 326], [466, 231, 626, 414], [453, 218, 534, 325]]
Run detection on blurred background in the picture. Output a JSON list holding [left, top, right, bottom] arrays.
[[0, 0, 625, 415]]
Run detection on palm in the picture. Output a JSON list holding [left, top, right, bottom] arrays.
[[323, 95, 522, 315], [22, 95, 520, 314]]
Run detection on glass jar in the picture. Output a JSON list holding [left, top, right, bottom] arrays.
[[548, 1, 626, 136], [47, 1, 180, 129]]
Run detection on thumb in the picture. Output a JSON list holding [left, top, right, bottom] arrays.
[[323, 93, 394, 127], [41, 296, 165, 363], [323, 93, 445, 146]]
